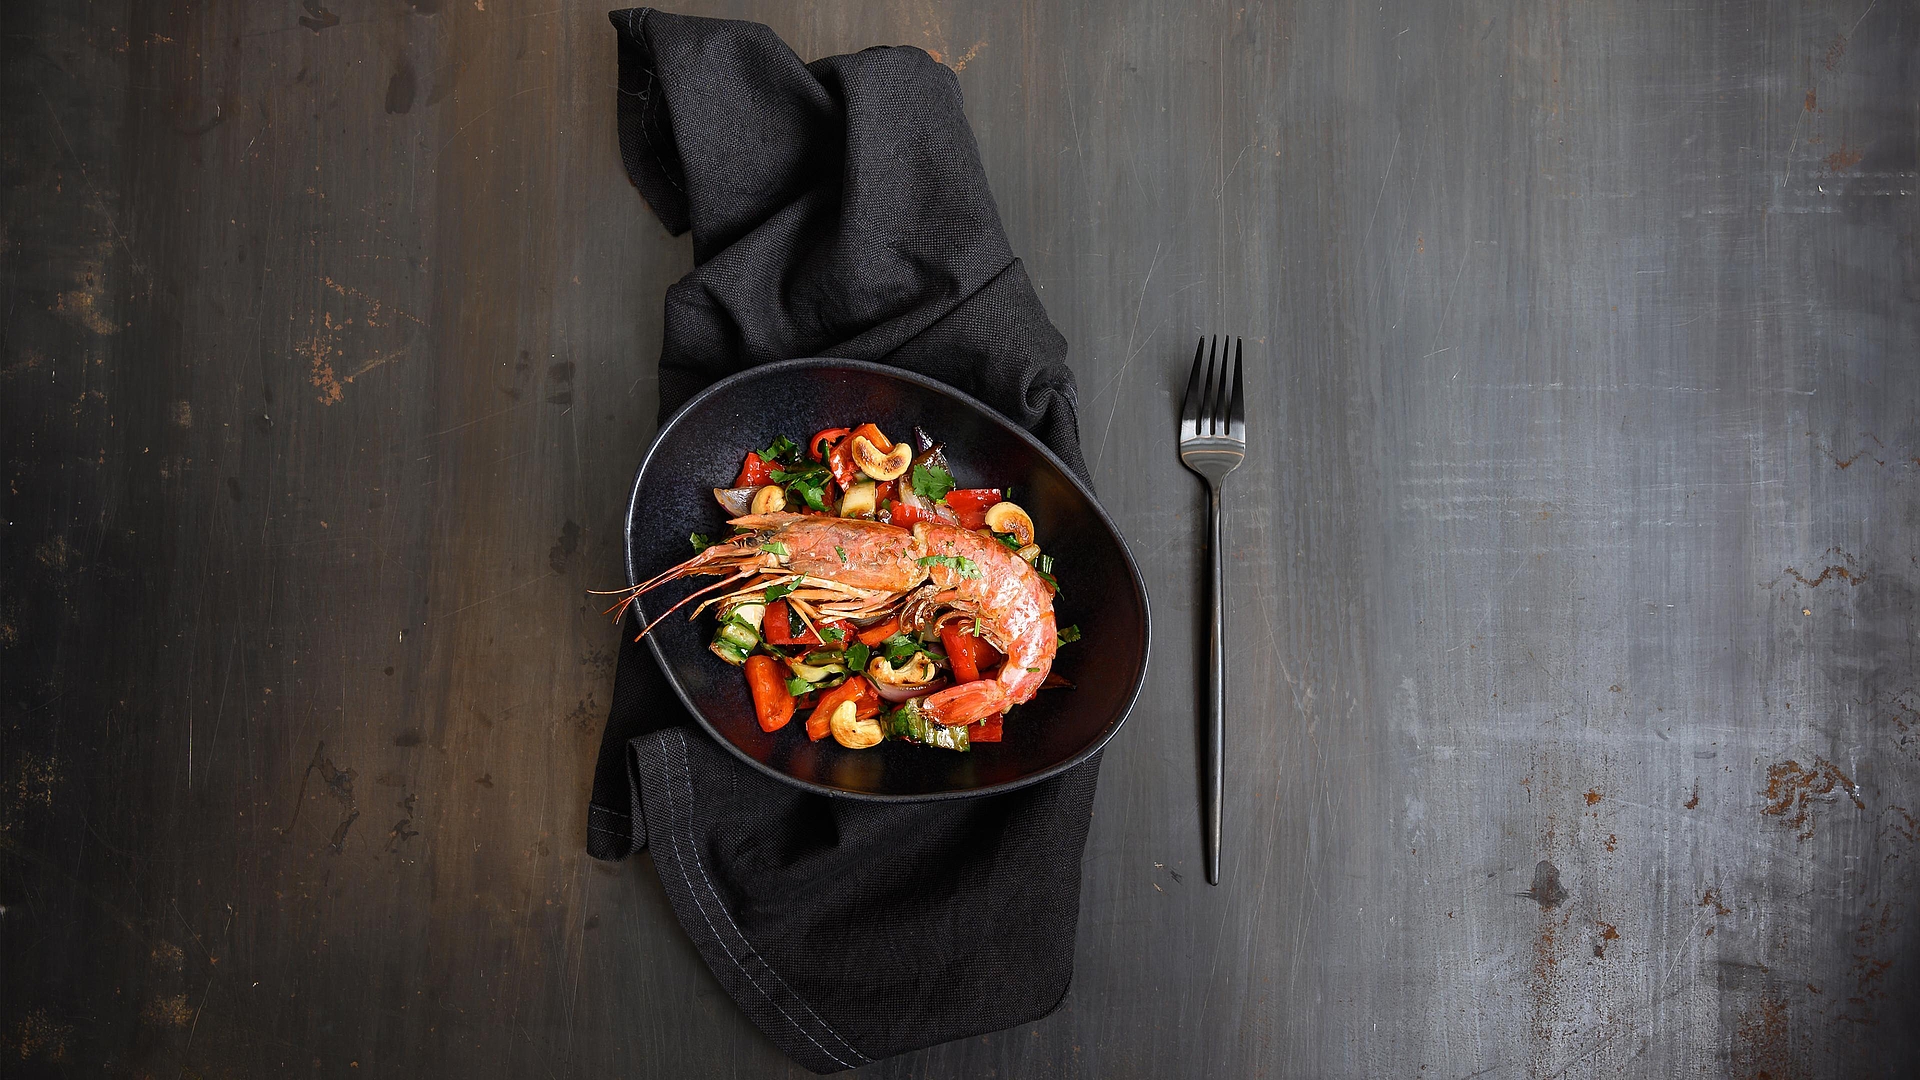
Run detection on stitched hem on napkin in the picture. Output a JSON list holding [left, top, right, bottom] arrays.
[[636, 728, 873, 1072]]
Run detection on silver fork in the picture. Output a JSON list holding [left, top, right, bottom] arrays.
[[1179, 336, 1245, 886]]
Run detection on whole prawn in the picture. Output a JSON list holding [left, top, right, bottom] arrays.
[[609, 514, 922, 635], [606, 513, 1055, 726]]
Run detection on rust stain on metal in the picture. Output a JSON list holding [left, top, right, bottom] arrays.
[[1730, 990, 1796, 1080], [1593, 921, 1619, 959], [1762, 758, 1863, 840], [1840, 902, 1903, 1026], [1822, 145, 1864, 171], [1782, 551, 1864, 587]]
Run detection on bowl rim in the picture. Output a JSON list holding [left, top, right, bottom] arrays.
[[625, 356, 1151, 802]]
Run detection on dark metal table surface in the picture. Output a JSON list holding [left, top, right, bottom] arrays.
[[5, 1, 1916, 1077]]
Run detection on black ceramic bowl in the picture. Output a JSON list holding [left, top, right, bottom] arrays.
[[625, 358, 1150, 800]]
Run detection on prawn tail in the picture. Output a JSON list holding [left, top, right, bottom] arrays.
[[919, 679, 1012, 728]]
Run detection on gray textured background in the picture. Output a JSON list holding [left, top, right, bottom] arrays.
[[4, 1, 1916, 1076]]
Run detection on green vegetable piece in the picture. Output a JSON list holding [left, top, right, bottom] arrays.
[[820, 626, 845, 643], [844, 642, 870, 673], [763, 580, 798, 603], [759, 434, 798, 463], [885, 702, 969, 750], [924, 722, 969, 751], [880, 634, 922, 662], [690, 532, 713, 553], [917, 554, 982, 579], [835, 545, 848, 564], [1033, 553, 1060, 593], [771, 460, 831, 511], [911, 462, 955, 502], [1057, 624, 1082, 645], [724, 601, 766, 631], [786, 676, 812, 696], [760, 541, 789, 556], [718, 622, 759, 650], [886, 702, 926, 741]]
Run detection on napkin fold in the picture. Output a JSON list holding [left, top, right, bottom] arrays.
[[586, 8, 1100, 1072]]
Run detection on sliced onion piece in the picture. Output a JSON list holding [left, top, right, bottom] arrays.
[[713, 486, 759, 516], [872, 677, 949, 704]]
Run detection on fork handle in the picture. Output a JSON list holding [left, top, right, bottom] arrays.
[[1206, 482, 1225, 885]]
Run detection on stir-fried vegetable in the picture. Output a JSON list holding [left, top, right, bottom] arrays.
[[744, 655, 794, 732], [808, 676, 882, 741]]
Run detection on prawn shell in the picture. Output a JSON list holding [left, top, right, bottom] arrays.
[[912, 522, 1058, 707], [728, 513, 928, 593]]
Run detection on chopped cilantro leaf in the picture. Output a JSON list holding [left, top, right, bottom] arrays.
[[689, 532, 712, 553], [911, 462, 955, 502], [760, 541, 789, 556], [918, 554, 982, 579], [1033, 552, 1060, 593], [758, 434, 799, 463], [785, 676, 811, 696], [1056, 624, 1082, 645], [993, 532, 1024, 552], [763, 580, 798, 603], [820, 627, 845, 643], [771, 461, 830, 511], [835, 545, 848, 564], [845, 642, 870, 672], [880, 634, 922, 662]]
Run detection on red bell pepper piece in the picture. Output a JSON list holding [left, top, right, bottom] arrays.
[[938, 622, 1004, 683], [806, 676, 882, 741], [825, 438, 859, 489], [848, 422, 892, 451], [966, 715, 1004, 743], [808, 427, 850, 462], [856, 616, 900, 647], [942, 488, 1003, 529], [940, 622, 983, 683], [734, 451, 777, 488], [762, 600, 852, 647], [886, 501, 930, 528], [744, 655, 795, 733]]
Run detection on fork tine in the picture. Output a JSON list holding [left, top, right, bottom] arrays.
[[1201, 336, 1219, 435], [1180, 337, 1206, 429], [1212, 336, 1234, 436], [1227, 338, 1245, 439]]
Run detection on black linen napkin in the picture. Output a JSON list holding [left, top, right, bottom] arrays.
[[586, 9, 1100, 1072]]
